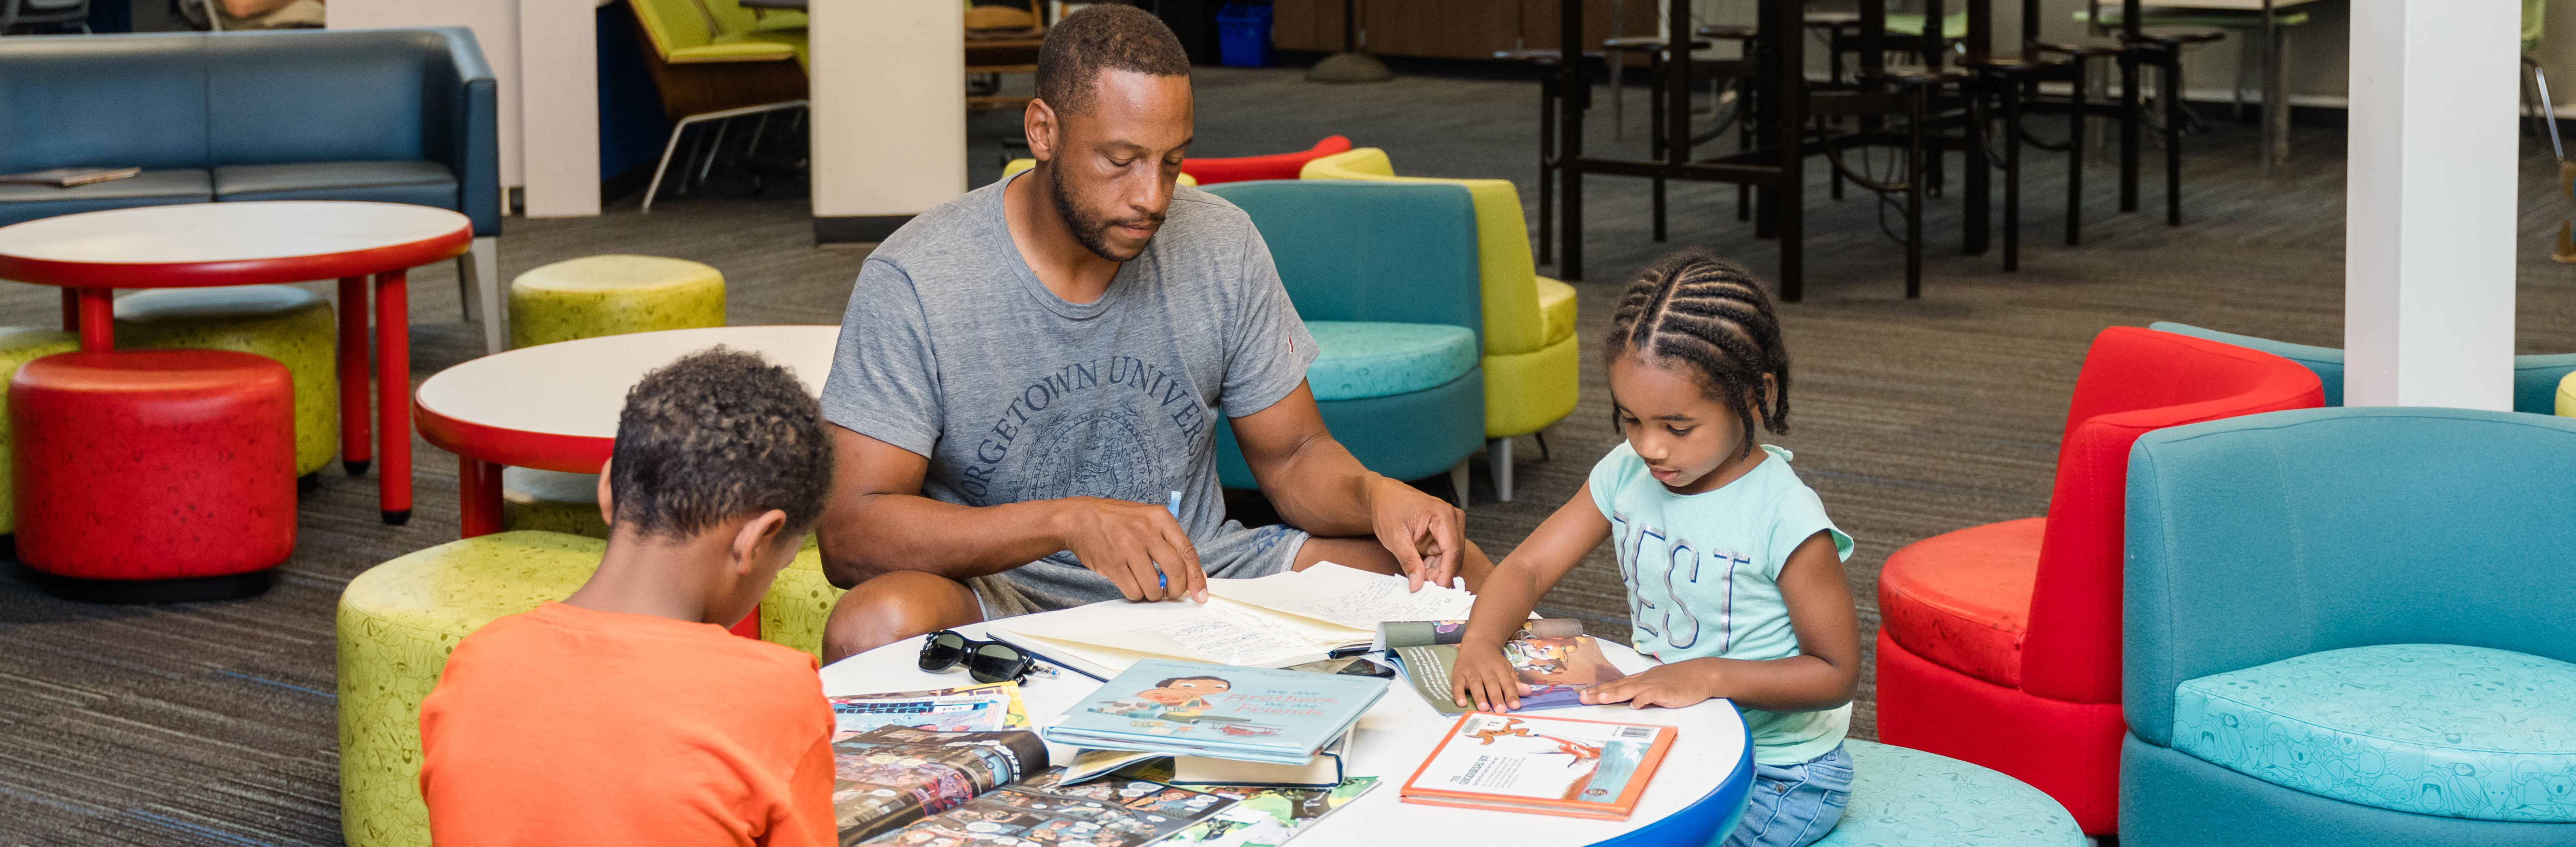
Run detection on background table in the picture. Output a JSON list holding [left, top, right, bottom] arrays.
[[412, 325, 838, 537], [822, 624, 1758, 847], [0, 201, 472, 525]]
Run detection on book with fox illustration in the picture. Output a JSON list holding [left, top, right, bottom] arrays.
[[1398, 712, 1676, 821]]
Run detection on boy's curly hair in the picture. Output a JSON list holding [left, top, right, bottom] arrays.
[[608, 347, 833, 539], [1602, 250, 1790, 458]]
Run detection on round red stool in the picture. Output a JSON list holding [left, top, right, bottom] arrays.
[[11, 349, 297, 602]]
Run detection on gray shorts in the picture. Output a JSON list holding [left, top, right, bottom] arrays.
[[970, 520, 1308, 619]]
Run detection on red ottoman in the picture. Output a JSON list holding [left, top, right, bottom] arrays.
[[11, 349, 297, 602]]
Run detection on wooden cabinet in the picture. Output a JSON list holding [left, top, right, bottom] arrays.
[[1272, 0, 1659, 62]]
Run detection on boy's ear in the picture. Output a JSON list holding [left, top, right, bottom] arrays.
[[595, 457, 616, 527], [728, 509, 791, 576]]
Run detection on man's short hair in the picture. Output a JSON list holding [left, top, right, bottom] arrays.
[[608, 347, 833, 539], [1035, 3, 1189, 117]]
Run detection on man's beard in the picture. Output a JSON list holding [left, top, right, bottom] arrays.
[[1047, 163, 1160, 262]]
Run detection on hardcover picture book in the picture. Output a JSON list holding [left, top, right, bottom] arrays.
[[1398, 712, 1677, 821], [829, 682, 1027, 738], [1391, 624, 1625, 714], [1042, 659, 1388, 765]]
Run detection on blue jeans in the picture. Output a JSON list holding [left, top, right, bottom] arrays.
[[1722, 743, 1854, 847]]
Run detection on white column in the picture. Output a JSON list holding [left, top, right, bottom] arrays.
[[517, 0, 602, 218], [809, 0, 967, 243], [2342, 0, 2520, 410]]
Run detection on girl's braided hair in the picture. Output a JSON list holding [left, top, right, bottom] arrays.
[[1603, 250, 1790, 458]]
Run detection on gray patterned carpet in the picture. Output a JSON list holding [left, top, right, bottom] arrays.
[[4, 62, 2575, 845]]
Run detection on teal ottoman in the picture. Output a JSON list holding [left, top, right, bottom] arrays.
[[1807, 739, 2087, 847]]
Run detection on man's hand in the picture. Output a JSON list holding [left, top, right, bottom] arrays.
[[1450, 644, 1533, 711], [1051, 496, 1206, 602], [1581, 660, 1721, 710], [1368, 475, 1467, 591]]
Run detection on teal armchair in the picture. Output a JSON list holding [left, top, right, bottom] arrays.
[[2149, 322, 2576, 414], [1201, 180, 1486, 507], [2122, 408, 2576, 846]]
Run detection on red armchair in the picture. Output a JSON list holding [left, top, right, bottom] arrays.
[[1180, 136, 1353, 184], [1872, 326, 2323, 835]]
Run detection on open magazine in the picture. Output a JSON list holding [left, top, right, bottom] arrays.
[[1163, 777, 1378, 847], [856, 768, 1238, 847], [831, 726, 1050, 844]]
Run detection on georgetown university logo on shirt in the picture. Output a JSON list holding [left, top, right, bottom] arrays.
[[1610, 511, 1753, 654], [958, 356, 1208, 506]]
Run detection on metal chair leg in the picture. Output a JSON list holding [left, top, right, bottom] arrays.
[[1488, 437, 1515, 503], [1448, 460, 1470, 510], [642, 121, 691, 212], [695, 117, 732, 186], [2068, 55, 2088, 245]]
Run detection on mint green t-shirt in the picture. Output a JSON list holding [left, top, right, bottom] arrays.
[[1587, 442, 1855, 766]]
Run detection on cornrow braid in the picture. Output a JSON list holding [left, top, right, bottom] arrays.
[[1602, 250, 1790, 459]]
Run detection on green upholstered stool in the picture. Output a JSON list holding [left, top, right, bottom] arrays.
[[1811, 739, 2087, 847], [114, 285, 338, 478], [759, 543, 841, 660], [2559, 370, 2575, 417], [0, 328, 78, 535], [336, 531, 605, 847], [501, 467, 610, 539], [508, 255, 727, 349]]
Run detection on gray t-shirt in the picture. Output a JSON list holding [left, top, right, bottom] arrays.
[[822, 172, 1318, 603]]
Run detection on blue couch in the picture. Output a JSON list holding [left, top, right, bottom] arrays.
[[0, 28, 505, 351], [2149, 322, 2576, 413], [2121, 407, 2576, 846], [1201, 180, 1487, 502]]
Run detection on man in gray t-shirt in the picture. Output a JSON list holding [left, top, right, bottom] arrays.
[[811, 6, 1490, 662]]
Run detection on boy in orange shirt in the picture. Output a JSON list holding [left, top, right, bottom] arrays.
[[419, 349, 838, 847]]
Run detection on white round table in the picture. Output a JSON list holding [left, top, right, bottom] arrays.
[[821, 623, 1757, 847], [412, 325, 838, 537], [0, 201, 474, 525]]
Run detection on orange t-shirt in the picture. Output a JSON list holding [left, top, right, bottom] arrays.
[[419, 601, 836, 847]]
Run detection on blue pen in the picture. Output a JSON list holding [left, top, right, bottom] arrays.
[[1159, 490, 1182, 590]]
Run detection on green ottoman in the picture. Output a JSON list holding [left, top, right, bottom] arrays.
[[508, 254, 726, 349], [760, 544, 842, 660], [501, 467, 610, 539], [0, 328, 79, 535], [1809, 739, 2087, 847], [114, 285, 338, 478], [337, 531, 605, 847]]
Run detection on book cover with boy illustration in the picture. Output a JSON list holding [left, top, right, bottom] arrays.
[[1043, 659, 1387, 765], [1398, 713, 1677, 821]]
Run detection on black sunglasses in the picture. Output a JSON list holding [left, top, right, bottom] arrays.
[[918, 630, 1055, 683]]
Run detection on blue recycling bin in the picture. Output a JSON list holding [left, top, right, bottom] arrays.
[[1218, 3, 1274, 67]]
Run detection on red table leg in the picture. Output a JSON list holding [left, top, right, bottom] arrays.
[[375, 271, 411, 525], [459, 455, 503, 538], [336, 277, 371, 476], [74, 288, 112, 351], [58, 289, 76, 333]]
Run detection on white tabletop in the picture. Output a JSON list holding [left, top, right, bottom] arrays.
[[0, 201, 470, 266], [415, 326, 839, 438], [821, 622, 1753, 847]]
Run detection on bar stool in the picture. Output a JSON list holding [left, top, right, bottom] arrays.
[[12, 349, 296, 603], [1493, 47, 1602, 267]]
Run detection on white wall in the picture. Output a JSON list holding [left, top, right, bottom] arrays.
[[327, 0, 602, 218], [810, 0, 967, 227]]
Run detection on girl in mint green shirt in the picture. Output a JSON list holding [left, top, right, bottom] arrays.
[[1451, 251, 1861, 847]]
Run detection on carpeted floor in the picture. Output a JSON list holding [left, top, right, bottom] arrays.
[[4, 61, 2576, 844]]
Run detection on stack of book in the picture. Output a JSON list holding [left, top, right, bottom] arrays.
[[1041, 659, 1387, 768]]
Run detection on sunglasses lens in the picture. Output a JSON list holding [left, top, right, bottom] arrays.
[[918, 632, 968, 672], [966, 643, 1027, 684]]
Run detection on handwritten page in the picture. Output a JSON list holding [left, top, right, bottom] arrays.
[[990, 599, 1323, 669], [1206, 563, 1477, 630]]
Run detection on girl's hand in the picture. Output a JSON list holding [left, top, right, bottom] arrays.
[[1450, 647, 1533, 712], [1581, 662, 1718, 710]]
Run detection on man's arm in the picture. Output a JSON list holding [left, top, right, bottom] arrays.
[[812, 426, 1205, 602], [1227, 382, 1468, 590]]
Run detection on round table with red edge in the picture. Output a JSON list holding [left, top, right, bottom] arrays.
[[0, 201, 474, 526], [413, 324, 839, 637]]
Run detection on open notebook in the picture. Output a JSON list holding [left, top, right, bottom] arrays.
[[988, 563, 1477, 676]]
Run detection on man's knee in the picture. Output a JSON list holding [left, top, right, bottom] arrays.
[[821, 571, 982, 664]]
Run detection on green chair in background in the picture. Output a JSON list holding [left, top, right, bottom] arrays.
[[115, 285, 338, 480], [626, 0, 808, 211], [2150, 321, 2576, 414], [0, 327, 76, 536], [1202, 179, 1489, 508], [1300, 147, 1577, 502]]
